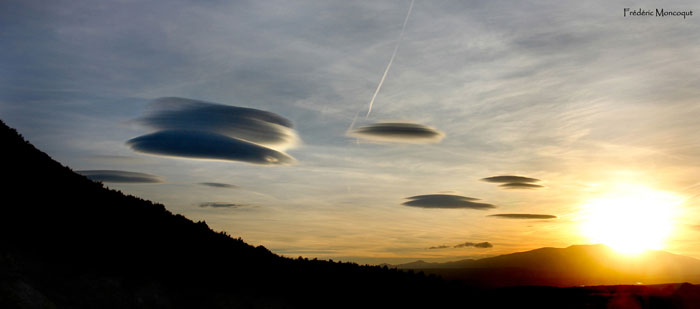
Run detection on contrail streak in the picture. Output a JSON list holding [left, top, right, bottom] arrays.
[[366, 0, 415, 118], [347, 111, 361, 132]]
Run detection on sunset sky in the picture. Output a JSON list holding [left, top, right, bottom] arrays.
[[2, 0, 700, 264]]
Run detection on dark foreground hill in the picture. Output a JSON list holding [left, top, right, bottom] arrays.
[[0, 120, 449, 308], [394, 244, 700, 287], [2, 118, 700, 309]]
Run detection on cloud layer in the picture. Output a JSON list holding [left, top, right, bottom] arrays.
[[488, 214, 557, 219], [349, 122, 444, 143], [128, 98, 297, 165], [77, 170, 163, 183], [402, 194, 495, 209]]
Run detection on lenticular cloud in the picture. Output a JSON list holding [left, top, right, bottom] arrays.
[[349, 122, 444, 143], [128, 97, 298, 165]]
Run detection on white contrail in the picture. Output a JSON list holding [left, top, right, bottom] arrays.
[[347, 111, 361, 132], [366, 0, 415, 118]]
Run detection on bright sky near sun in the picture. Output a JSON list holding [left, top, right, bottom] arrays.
[[2, 0, 700, 264]]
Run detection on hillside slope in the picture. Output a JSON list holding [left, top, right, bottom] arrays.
[[0, 120, 446, 308]]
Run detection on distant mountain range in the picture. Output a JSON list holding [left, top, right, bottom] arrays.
[[391, 244, 700, 287]]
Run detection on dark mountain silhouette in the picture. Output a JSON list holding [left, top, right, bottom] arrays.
[[2, 118, 700, 308], [0, 120, 448, 308], [393, 244, 700, 287]]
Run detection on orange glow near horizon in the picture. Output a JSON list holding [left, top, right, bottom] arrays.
[[579, 185, 682, 255]]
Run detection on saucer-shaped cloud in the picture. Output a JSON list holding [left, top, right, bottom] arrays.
[[128, 130, 294, 165], [198, 182, 238, 189], [349, 122, 444, 143], [199, 202, 244, 208], [488, 214, 557, 219], [481, 175, 540, 184], [499, 183, 544, 189], [142, 97, 296, 147], [128, 97, 298, 165], [403, 194, 495, 209], [77, 170, 163, 183]]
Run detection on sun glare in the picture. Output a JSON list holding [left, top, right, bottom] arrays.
[[580, 185, 681, 255]]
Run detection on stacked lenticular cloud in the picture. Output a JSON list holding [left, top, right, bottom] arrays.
[[481, 175, 544, 190], [128, 97, 298, 165]]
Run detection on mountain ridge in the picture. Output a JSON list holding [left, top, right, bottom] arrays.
[[390, 244, 700, 287]]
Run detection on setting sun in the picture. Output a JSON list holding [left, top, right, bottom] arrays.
[[580, 185, 682, 254]]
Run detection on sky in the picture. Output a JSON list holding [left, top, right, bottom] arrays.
[[2, 0, 700, 264]]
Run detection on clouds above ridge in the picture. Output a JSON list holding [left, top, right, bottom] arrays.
[[77, 170, 163, 183], [402, 194, 495, 209], [349, 122, 444, 143], [128, 98, 298, 165], [5, 0, 700, 263]]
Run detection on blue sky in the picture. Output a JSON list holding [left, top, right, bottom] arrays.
[[2, 0, 700, 264]]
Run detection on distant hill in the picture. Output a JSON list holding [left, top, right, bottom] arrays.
[[393, 244, 700, 287], [0, 120, 447, 308]]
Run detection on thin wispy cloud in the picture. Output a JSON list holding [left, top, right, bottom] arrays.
[[489, 214, 557, 219], [199, 202, 245, 208], [198, 182, 238, 189], [499, 183, 544, 190], [454, 242, 493, 249], [428, 245, 450, 250], [77, 170, 163, 183], [429, 241, 493, 249]]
